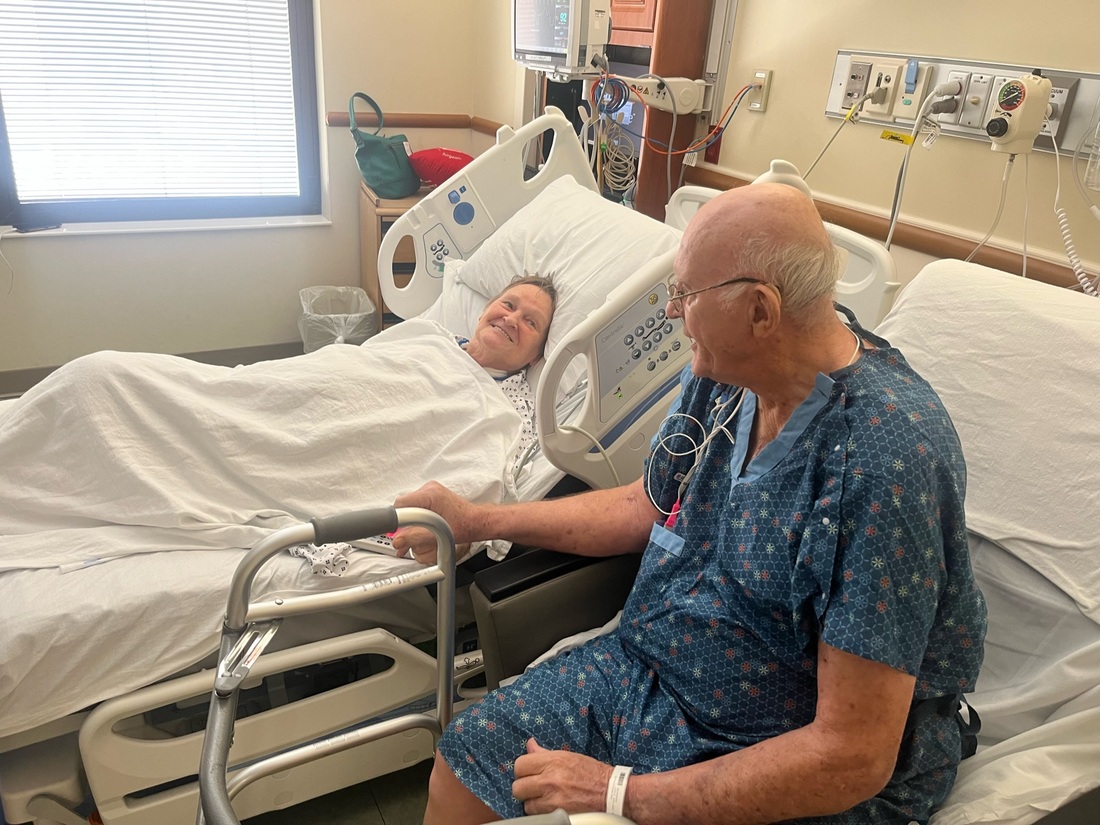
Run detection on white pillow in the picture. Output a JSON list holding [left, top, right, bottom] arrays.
[[418, 259, 483, 338], [455, 175, 682, 358]]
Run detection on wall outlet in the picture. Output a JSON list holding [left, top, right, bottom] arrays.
[[892, 63, 932, 121], [862, 60, 904, 118], [843, 58, 872, 109], [1039, 76, 1078, 139], [747, 69, 772, 112], [937, 70, 971, 125], [958, 73, 995, 129]]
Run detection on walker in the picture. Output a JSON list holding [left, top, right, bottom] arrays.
[[196, 506, 457, 825]]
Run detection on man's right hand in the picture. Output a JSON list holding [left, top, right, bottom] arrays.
[[392, 481, 484, 564]]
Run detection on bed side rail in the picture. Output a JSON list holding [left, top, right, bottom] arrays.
[[537, 249, 689, 490], [377, 106, 598, 320]]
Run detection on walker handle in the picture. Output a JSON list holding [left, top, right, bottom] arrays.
[[311, 507, 398, 545]]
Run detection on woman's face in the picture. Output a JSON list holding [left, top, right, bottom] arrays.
[[469, 284, 553, 372]]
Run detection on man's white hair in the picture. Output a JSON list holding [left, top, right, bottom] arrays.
[[720, 230, 840, 317]]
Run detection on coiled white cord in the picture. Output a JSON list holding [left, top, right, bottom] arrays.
[[1051, 136, 1100, 296]]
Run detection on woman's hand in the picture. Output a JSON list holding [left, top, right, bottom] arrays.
[[513, 738, 613, 816], [392, 481, 484, 564]]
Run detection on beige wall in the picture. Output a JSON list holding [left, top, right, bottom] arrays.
[[709, 0, 1100, 285], [0, 1, 523, 374]]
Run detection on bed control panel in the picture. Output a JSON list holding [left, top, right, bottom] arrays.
[[594, 283, 690, 423], [422, 224, 459, 278]]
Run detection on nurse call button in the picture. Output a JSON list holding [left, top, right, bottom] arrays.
[[453, 201, 475, 226]]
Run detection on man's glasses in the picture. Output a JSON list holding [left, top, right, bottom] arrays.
[[665, 276, 771, 314]]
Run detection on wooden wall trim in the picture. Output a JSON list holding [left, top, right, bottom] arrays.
[[684, 166, 1077, 289], [324, 111, 503, 137], [324, 112, 473, 129], [470, 117, 503, 137]]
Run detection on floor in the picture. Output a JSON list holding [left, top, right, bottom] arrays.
[[244, 759, 432, 825]]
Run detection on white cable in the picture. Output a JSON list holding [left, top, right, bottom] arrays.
[[600, 116, 637, 195], [559, 423, 622, 487], [884, 89, 941, 250], [804, 92, 875, 180], [643, 389, 746, 516], [966, 155, 1016, 263], [1051, 135, 1100, 296]]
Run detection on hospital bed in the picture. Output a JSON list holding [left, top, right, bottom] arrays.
[[0, 108, 687, 825], [471, 257, 1100, 824]]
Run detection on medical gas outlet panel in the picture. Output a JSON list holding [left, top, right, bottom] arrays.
[[825, 51, 1099, 155], [594, 284, 690, 424]]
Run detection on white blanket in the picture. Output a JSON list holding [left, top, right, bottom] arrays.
[[0, 319, 522, 572]]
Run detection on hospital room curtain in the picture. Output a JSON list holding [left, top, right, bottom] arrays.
[[0, 0, 319, 228]]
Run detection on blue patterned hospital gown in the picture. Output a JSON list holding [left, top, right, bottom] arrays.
[[439, 325, 987, 823]]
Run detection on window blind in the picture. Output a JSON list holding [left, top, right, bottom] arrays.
[[0, 0, 319, 225]]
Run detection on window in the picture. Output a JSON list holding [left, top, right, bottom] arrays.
[[0, 0, 320, 229]]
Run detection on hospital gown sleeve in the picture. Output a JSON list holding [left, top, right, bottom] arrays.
[[815, 439, 969, 677]]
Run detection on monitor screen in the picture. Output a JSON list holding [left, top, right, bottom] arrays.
[[514, 0, 570, 58]]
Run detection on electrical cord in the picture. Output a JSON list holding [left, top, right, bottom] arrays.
[[588, 75, 756, 203], [882, 81, 964, 250], [1050, 133, 1100, 296], [558, 423, 621, 487], [804, 90, 878, 180], [966, 154, 1016, 263]]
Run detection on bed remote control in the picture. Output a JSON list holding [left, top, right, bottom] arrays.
[[350, 534, 403, 556]]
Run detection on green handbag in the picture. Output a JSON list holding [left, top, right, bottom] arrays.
[[348, 93, 421, 199]]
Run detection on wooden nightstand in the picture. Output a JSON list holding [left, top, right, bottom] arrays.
[[358, 181, 431, 325]]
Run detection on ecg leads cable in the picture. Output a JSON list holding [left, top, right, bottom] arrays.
[[644, 387, 747, 517]]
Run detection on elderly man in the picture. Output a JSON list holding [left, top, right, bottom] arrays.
[[394, 183, 987, 824]]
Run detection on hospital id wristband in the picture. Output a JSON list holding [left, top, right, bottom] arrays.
[[605, 764, 632, 817]]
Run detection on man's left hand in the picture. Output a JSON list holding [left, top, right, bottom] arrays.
[[512, 738, 613, 816]]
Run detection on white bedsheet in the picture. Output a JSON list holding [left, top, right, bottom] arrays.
[[0, 320, 549, 739], [0, 319, 522, 572], [874, 262, 1100, 620]]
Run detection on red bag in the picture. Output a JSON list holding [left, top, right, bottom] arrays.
[[408, 148, 474, 187]]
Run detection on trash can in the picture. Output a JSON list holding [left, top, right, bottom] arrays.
[[298, 286, 379, 353]]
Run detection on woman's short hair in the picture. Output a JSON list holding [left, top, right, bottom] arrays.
[[494, 274, 558, 315]]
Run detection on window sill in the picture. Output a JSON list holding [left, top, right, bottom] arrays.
[[1, 213, 332, 238]]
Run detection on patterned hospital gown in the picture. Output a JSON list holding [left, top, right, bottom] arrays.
[[439, 324, 987, 823]]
